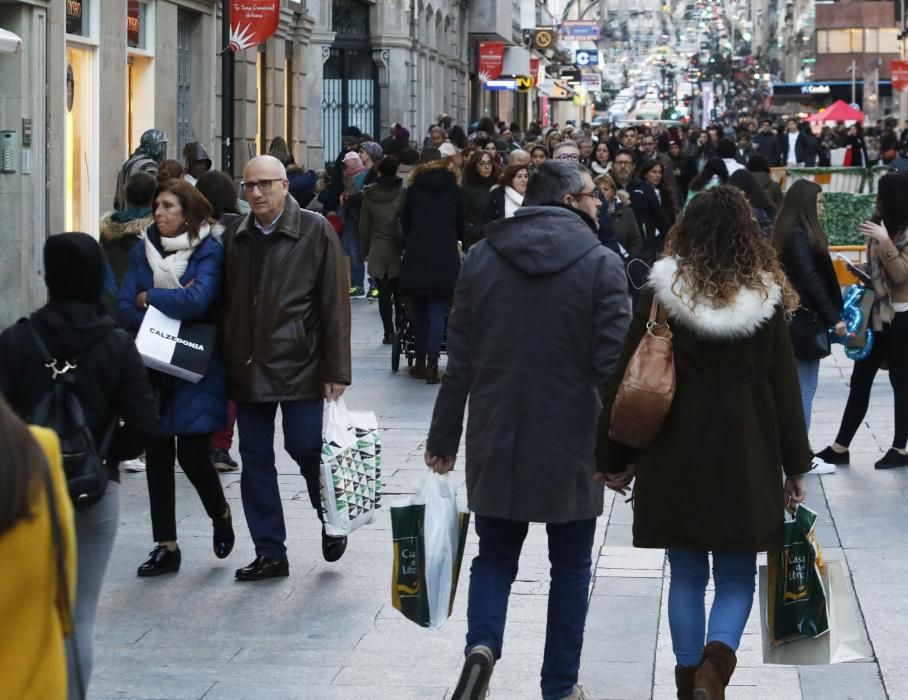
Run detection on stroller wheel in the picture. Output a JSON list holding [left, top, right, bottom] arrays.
[[391, 333, 401, 372]]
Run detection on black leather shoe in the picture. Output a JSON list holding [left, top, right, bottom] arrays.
[[137, 546, 181, 577], [213, 505, 235, 559], [235, 556, 289, 581], [322, 525, 348, 563]]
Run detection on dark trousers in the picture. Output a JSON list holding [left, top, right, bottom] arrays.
[[145, 434, 227, 543], [410, 295, 447, 359], [377, 276, 402, 336], [836, 311, 908, 449], [236, 399, 324, 559], [466, 515, 596, 700]]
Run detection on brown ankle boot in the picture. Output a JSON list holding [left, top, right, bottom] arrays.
[[693, 642, 737, 700], [425, 355, 440, 385], [675, 665, 697, 700], [409, 356, 426, 379]]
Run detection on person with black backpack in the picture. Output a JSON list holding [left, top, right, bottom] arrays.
[[0, 232, 158, 699]]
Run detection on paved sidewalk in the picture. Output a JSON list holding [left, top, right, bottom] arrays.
[[90, 302, 906, 699]]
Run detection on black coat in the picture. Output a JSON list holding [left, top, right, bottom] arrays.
[[779, 226, 843, 327], [598, 258, 812, 551], [399, 161, 464, 298], [623, 178, 670, 264], [0, 302, 159, 479], [752, 131, 782, 166], [485, 187, 506, 222], [461, 178, 495, 249]]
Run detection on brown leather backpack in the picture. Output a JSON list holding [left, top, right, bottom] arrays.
[[609, 297, 676, 449]]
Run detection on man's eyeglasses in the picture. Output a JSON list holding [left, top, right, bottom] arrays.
[[556, 152, 580, 161], [241, 178, 284, 193], [614, 160, 633, 167], [570, 190, 600, 201]]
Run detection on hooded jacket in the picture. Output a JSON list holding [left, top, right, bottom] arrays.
[[99, 208, 152, 286], [427, 205, 632, 523], [597, 257, 812, 551], [399, 161, 464, 298], [359, 175, 404, 280]]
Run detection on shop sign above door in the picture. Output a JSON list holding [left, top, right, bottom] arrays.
[[66, 0, 83, 36], [230, 1, 280, 52]]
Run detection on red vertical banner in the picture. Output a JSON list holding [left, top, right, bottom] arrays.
[[478, 42, 506, 83], [127, 0, 140, 47], [892, 60, 908, 92], [530, 56, 540, 81], [230, 1, 281, 52]]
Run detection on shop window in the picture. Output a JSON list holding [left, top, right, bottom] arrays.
[[176, 11, 193, 152], [880, 28, 900, 53], [128, 0, 152, 51], [864, 28, 878, 53], [65, 46, 95, 232], [816, 30, 828, 53], [127, 1, 155, 155], [66, 0, 93, 38]]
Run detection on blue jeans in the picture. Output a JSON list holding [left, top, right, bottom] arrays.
[[411, 295, 447, 358], [667, 549, 757, 667], [340, 212, 365, 289], [795, 358, 820, 432], [466, 516, 596, 700], [236, 399, 324, 559]]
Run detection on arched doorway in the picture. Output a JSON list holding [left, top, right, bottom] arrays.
[[322, 0, 379, 166]]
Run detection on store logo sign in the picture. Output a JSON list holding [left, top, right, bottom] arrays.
[[800, 84, 830, 95], [66, 0, 83, 35], [574, 50, 598, 66], [127, 0, 141, 48], [478, 42, 506, 83], [229, 1, 280, 52]]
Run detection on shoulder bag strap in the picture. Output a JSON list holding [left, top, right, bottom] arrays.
[[42, 464, 86, 700]]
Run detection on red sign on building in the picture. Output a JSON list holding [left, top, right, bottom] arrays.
[[478, 42, 505, 83], [127, 1, 141, 47], [229, 1, 280, 52], [893, 60, 908, 92]]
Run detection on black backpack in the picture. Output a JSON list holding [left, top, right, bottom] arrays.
[[28, 323, 115, 510]]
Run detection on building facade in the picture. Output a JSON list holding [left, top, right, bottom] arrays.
[[0, 0, 469, 326]]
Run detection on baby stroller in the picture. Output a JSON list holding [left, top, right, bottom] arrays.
[[390, 302, 448, 373]]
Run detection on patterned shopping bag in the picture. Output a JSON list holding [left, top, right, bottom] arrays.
[[319, 399, 382, 536]]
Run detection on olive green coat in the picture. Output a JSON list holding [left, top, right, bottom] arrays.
[[359, 175, 404, 280]]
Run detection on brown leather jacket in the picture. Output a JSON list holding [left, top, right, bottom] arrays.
[[221, 196, 351, 402]]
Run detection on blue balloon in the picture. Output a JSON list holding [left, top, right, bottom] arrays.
[[830, 284, 874, 361]]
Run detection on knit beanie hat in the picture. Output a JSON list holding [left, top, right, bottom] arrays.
[[343, 151, 366, 176], [360, 141, 383, 163], [393, 125, 410, 145], [44, 232, 105, 303]]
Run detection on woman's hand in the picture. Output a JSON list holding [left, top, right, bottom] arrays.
[[834, 320, 847, 337], [136, 291, 148, 310], [424, 450, 456, 474], [859, 220, 889, 244], [594, 466, 635, 496], [783, 475, 806, 514]]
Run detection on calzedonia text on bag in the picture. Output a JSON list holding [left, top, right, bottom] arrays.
[[135, 305, 216, 384]]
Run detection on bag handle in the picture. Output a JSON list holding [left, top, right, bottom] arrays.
[[647, 297, 669, 329], [42, 463, 86, 700]]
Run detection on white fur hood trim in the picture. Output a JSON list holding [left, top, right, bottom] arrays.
[[648, 257, 781, 340]]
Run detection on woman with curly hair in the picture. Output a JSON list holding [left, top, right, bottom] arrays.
[[597, 186, 810, 700]]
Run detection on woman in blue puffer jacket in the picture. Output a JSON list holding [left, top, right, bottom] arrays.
[[117, 178, 234, 578]]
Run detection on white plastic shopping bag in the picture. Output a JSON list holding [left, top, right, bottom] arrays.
[[390, 473, 470, 629], [319, 398, 381, 536], [759, 560, 867, 664]]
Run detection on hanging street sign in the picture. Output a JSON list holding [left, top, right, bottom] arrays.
[[229, 0, 281, 52]]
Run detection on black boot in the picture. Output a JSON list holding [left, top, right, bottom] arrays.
[[425, 355, 440, 385], [213, 504, 235, 559], [410, 355, 426, 379]]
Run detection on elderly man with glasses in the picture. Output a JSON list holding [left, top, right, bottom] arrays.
[[426, 160, 630, 700], [221, 155, 352, 581]]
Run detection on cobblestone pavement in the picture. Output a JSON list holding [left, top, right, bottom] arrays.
[[90, 300, 906, 699]]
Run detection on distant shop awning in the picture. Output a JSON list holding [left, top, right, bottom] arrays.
[[0, 28, 22, 54], [537, 78, 574, 100], [807, 99, 864, 125]]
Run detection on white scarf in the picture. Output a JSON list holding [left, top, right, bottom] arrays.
[[504, 186, 524, 218], [145, 224, 210, 289]]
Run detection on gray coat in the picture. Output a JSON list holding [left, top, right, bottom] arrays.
[[427, 206, 632, 523]]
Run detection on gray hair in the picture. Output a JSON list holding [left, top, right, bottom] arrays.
[[524, 160, 586, 205], [552, 140, 579, 157]]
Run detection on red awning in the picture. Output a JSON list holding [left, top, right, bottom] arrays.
[[807, 99, 864, 124]]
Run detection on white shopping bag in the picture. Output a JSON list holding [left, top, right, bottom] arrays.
[[390, 473, 470, 629], [319, 398, 381, 536], [759, 560, 868, 665], [134, 305, 216, 383]]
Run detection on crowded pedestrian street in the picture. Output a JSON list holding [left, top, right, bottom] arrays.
[[75, 301, 905, 700]]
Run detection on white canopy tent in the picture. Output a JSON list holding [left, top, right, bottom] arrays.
[[0, 27, 22, 54]]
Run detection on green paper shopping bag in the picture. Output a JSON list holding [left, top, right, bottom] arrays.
[[391, 473, 470, 630], [766, 504, 829, 647]]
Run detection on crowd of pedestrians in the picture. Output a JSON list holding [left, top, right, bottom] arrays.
[[1, 113, 907, 700]]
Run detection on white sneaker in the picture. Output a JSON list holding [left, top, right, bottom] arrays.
[[121, 455, 146, 473], [559, 685, 589, 700], [808, 456, 836, 475]]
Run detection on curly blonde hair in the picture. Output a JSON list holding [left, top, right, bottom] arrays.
[[664, 186, 798, 313]]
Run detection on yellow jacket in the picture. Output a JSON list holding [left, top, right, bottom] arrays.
[[0, 427, 76, 700]]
